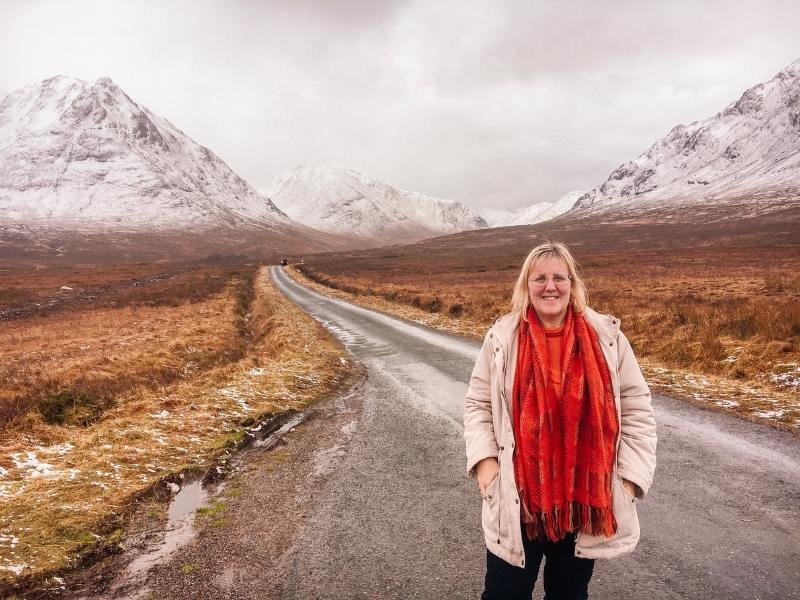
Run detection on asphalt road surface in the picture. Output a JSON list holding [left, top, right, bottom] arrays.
[[269, 266, 800, 600]]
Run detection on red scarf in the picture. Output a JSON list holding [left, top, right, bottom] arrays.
[[512, 305, 619, 542]]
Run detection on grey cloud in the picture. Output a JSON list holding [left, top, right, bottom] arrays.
[[1, 0, 799, 210]]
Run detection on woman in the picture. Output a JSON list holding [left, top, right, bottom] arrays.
[[463, 242, 656, 600]]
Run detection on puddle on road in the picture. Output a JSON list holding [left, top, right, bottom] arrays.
[[108, 411, 309, 598], [124, 479, 208, 581]]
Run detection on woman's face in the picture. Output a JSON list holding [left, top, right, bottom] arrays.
[[527, 256, 572, 327]]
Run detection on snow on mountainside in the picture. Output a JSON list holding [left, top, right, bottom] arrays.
[[478, 191, 583, 227], [507, 191, 585, 226], [573, 59, 800, 219], [260, 165, 487, 244], [477, 207, 517, 227], [0, 75, 290, 231]]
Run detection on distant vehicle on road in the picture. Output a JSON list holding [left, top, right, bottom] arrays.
[[280, 258, 289, 266]]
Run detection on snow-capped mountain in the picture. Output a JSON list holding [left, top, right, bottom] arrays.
[[478, 191, 583, 227], [260, 165, 487, 244], [477, 207, 517, 228], [0, 75, 290, 231], [507, 191, 585, 226], [573, 59, 800, 219]]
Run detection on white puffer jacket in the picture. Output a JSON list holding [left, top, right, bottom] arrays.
[[464, 307, 657, 566]]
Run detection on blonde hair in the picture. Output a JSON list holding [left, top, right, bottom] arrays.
[[510, 241, 588, 319]]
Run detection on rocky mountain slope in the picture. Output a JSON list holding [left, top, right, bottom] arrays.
[[260, 165, 487, 244], [573, 59, 800, 220], [0, 76, 291, 232]]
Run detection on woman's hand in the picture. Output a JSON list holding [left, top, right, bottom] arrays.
[[622, 478, 638, 499], [476, 457, 499, 497]]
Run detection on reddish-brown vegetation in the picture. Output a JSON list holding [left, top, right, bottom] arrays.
[[0, 264, 260, 429], [0, 264, 352, 588], [294, 217, 800, 426]]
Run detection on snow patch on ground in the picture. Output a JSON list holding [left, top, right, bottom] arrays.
[[715, 400, 740, 408], [218, 386, 252, 413], [753, 409, 786, 419], [11, 451, 55, 478], [770, 364, 800, 389], [38, 443, 74, 457], [1, 562, 27, 575]]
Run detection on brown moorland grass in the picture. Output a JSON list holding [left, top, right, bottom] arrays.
[[0, 262, 245, 317], [0, 265, 259, 429], [0, 266, 353, 589], [289, 218, 800, 431]]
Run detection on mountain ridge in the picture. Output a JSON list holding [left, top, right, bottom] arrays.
[[572, 58, 800, 220], [0, 75, 291, 232], [260, 164, 488, 245]]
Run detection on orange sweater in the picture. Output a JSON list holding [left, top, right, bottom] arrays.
[[544, 324, 564, 397]]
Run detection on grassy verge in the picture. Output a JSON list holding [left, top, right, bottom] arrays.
[[0, 266, 353, 590], [288, 263, 800, 433]]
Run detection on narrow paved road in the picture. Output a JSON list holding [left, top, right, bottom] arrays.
[[271, 266, 800, 600]]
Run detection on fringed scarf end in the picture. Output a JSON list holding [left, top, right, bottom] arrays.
[[521, 501, 618, 542]]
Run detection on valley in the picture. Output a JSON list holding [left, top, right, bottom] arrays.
[[288, 215, 800, 433], [1, 44, 799, 599]]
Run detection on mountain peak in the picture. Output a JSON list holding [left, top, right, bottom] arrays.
[[93, 76, 116, 87], [261, 165, 486, 244], [572, 58, 800, 219], [41, 74, 85, 87], [0, 76, 289, 231], [89, 76, 129, 99]]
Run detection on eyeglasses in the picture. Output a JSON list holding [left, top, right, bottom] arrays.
[[528, 273, 572, 288]]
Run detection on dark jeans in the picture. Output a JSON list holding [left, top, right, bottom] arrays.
[[481, 531, 595, 600]]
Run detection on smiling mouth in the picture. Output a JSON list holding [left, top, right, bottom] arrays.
[[541, 296, 560, 301]]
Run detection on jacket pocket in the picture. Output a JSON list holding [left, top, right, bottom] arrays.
[[612, 473, 640, 540], [481, 474, 501, 543], [574, 472, 641, 556], [618, 475, 637, 502]]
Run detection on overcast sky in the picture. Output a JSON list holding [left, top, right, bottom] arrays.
[[2, 0, 799, 210]]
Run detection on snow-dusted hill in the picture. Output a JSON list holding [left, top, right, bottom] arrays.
[[478, 191, 583, 227], [573, 59, 800, 219], [477, 207, 517, 228], [0, 75, 290, 231], [507, 191, 585, 226], [260, 165, 487, 244]]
